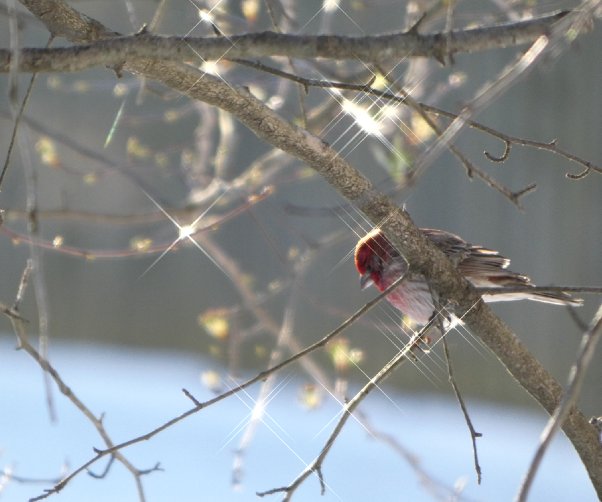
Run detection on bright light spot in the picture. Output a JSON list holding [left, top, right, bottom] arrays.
[[266, 95, 284, 110], [112, 83, 129, 97], [198, 9, 214, 23], [449, 72, 467, 88], [178, 224, 195, 240], [299, 384, 321, 410], [454, 476, 468, 493], [254, 344, 267, 358], [411, 112, 436, 142], [130, 236, 153, 252], [46, 75, 62, 90], [73, 80, 90, 93], [35, 136, 59, 167], [323, 0, 340, 12], [447, 315, 463, 330], [248, 84, 266, 101], [341, 99, 383, 137], [198, 310, 229, 340], [127, 136, 152, 159], [242, 0, 260, 22], [83, 173, 97, 185], [381, 104, 399, 120], [138, 187, 234, 282], [250, 400, 265, 421], [201, 61, 220, 76], [348, 348, 364, 364], [201, 370, 222, 393], [371, 73, 388, 90]]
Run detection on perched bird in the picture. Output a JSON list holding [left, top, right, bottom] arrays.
[[354, 228, 582, 326]]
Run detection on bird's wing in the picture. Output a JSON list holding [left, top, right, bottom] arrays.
[[421, 228, 527, 284]]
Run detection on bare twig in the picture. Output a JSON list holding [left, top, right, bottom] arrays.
[[263, 0, 308, 129], [1, 35, 52, 189], [29, 273, 410, 499], [516, 304, 602, 502], [6, 14, 56, 421], [230, 59, 600, 187], [9, 266, 150, 502], [232, 256, 308, 488], [0, 187, 272, 258], [353, 409, 463, 501], [0, 468, 63, 486], [13, 260, 32, 310], [0, 300, 26, 321], [373, 62, 534, 208], [256, 326, 429, 500], [195, 232, 333, 390], [442, 337, 482, 484], [410, 4, 599, 184]]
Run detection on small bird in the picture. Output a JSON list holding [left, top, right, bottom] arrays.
[[354, 228, 582, 326]]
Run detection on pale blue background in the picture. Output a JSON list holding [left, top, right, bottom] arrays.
[[1, 336, 596, 501]]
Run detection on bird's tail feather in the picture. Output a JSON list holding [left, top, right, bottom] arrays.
[[482, 290, 583, 306]]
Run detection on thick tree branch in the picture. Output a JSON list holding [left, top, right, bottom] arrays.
[[0, 10, 570, 73], [12, 0, 602, 498]]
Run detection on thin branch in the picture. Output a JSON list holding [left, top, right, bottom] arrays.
[[0, 300, 26, 321], [86, 456, 115, 480], [0, 108, 170, 197], [10, 265, 150, 502], [516, 304, 602, 502], [409, 3, 599, 185], [1, 183, 272, 225], [353, 409, 463, 501], [230, 59, 600, 185], [442, 337, 482, 485], [373, 62, 534, 208], [232, 256, 307, 489], [263, 0, 309, 130], [0, 186, 272, 259], [256, 327, 429, 500], [12, 259, 32, 310], [194, 232, 333, 389], [6, 16, 57, 420], [30, 273, 410, 500], [1, 35, 52, 189], [0, 469, 63, 485]]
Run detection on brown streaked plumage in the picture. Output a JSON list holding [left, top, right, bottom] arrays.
[[354, 228, 582, 325]]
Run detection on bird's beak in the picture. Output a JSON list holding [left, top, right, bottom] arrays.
[[359, 272, 374, 290]]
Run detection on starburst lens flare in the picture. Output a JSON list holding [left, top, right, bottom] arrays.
[[178, 224, 195, 240], [341, 99, 384, 137], [198, 9, 215, 24], [323, 0, 340, 12], [138, 188, 234, 281], [201, 61, 220, 76]]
